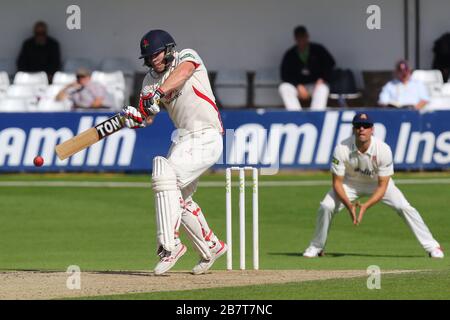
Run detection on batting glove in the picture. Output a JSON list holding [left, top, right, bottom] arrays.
[[121, 106, 146, 129], [140, 87, 164, 117]]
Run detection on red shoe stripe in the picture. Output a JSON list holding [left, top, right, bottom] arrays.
[[216, 241, 226, 254], [174, 245, 186, 259]]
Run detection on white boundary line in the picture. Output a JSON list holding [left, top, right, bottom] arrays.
[[1, 178, 450, 188]]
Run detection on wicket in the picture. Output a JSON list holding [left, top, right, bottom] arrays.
[[225, 166, 259, 270]]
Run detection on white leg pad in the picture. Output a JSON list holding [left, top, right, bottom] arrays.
[[181, 198, 216, 260], [152, 156, 183, 253]]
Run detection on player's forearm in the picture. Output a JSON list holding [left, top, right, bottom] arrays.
[[415, 100, 428, 110], [91, 97, 104, 108], [333, 181, 352, 209], [364, 184, 388, 209], [56, 83, 74, 101], [55, 91, 67, 101], [160, 63, 195, 94]]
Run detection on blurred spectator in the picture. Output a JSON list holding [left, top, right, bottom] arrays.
[[278, 25, 335, 111], [432, 33, 450, 82], [56, 68, 115, 109], [378, 60, 429, 110], [17, 21, 61, 81]]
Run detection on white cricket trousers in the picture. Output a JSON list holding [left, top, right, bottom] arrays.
[[165, 127, 224, 258], [278, 82, 329, 111], [309, 179, 440, 253], [167, 127, 223, 197]]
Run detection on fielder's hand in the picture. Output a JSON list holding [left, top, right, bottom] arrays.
[[356, 202, 369, 225], [347, 202, 358, 225], [122, 106, 146, 129], [140, 87, 164, 117]]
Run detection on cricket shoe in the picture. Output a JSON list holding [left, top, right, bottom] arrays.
[[303, 245, 324, 258], [154, 243, 187, 275], [191, 240, 228, 275], [429, 247, 444, 259]]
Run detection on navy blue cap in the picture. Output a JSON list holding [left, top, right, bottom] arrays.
[[352, 113, 373, 126]]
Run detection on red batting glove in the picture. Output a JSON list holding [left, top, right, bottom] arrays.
[[139, 87, 165, 117]]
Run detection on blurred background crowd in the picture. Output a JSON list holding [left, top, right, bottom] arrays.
[[1, 0, 450, 113]]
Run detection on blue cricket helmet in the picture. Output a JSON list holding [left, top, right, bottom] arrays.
[[139, 29, 176, 59]]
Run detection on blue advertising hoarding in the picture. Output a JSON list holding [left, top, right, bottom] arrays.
[[0, 109, 449, 172]]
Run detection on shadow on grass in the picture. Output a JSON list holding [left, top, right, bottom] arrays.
[[268, 252, 424, 258]]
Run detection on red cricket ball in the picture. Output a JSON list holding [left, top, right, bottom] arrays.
[[33, 156, 44, 167]]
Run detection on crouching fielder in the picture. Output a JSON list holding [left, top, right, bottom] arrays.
[[303, 113, 444, 259], [122, 29, 227, 275]]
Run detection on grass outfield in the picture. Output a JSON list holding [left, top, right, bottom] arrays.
[[0, 172, 449, 299]]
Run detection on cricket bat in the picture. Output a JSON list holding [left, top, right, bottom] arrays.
[[55, 113, 125, 160]]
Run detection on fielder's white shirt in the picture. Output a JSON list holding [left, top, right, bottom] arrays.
[[331, 135, 394, 185], [142, 49, 223, 134]]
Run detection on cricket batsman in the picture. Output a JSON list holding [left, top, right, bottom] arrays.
[[303, 113, 444, 259], [121, 29, 227, 275]]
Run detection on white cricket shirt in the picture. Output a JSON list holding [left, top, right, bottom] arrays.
[[142, 49, 223, 134], [331, 135, 394, 184]]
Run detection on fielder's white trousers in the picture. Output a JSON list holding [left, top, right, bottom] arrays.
[[309, 179, 440, 253], [278, 82, 329, 111]]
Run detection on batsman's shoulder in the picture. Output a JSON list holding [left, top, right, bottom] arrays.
[[179, 48, 203, 64], [179, 48, 200, 57]]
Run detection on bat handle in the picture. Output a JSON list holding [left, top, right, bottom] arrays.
[[117, 112, 126, 127]]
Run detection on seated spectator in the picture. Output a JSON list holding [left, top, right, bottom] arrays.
[[17, 21, 61, 81], [432, 33, 450, 82], [56, 68, 115, 109], [378, 60, 429, 110], [278, 25, 335, 111]]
